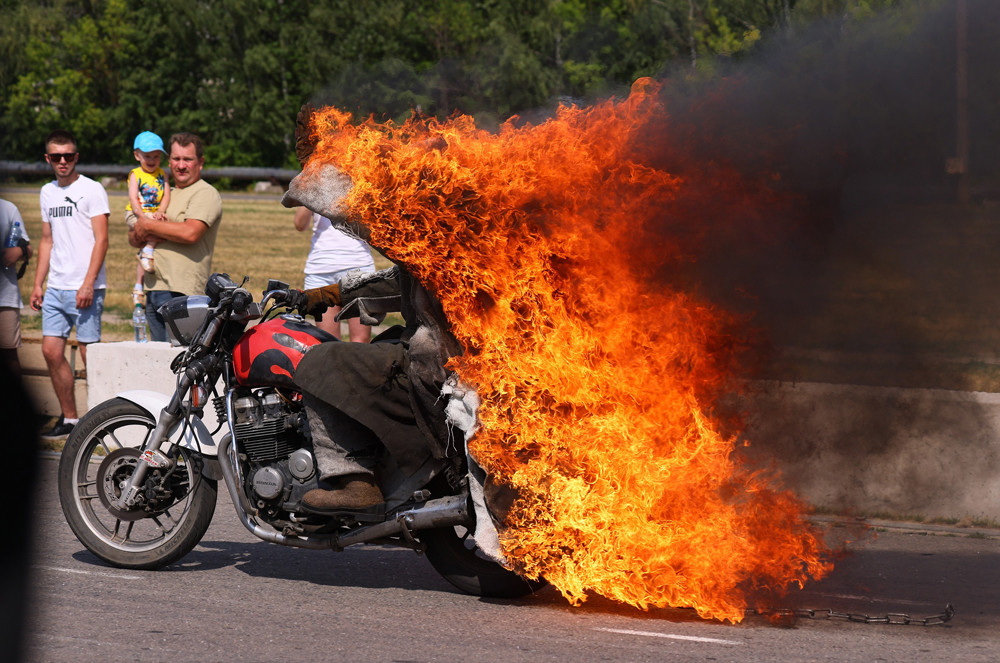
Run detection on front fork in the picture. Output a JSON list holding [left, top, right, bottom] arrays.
[[117, 409, 182, 508], [118, 355, 219, 508]]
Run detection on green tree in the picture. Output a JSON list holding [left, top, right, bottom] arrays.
[[2, 0, 144, 161], [2, 0, 933, 169]]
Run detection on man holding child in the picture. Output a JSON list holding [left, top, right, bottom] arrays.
[[129, 132, 223, 342]]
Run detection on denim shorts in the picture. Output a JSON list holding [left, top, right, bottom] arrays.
[[304, 267, 375, 290], [41, 288, 105, 343]]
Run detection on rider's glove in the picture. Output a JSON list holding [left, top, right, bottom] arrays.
[[284, 289, 307, 313], [287, 285, 341, 316]]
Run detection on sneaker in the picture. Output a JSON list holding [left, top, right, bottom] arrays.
[[139, 250, 155, 273], [40, 416, 75, 439]]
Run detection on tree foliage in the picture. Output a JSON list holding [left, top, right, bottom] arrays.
[[0, 0, 940, 168]]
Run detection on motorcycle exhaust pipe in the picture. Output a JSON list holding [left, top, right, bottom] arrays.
[[335, 494, 470, 548], [216, 435, 471, 551]]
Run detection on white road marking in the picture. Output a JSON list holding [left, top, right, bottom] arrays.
[[36, 634, 133, 648], [34, 565, 142, 580], [595, 627, 741, 645]]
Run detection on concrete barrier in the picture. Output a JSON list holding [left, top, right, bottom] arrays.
[[86, 341, 178, 408], [742, 381, 1000, 523], [86, 341, 226, 440], [85, 342, 1000, 522]]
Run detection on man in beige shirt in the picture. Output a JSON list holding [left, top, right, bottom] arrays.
[[129, 132, 223, 342]]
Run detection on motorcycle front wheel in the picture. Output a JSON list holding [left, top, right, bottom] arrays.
[[58, 398, 218, 570], [420, 525, 546, 598]]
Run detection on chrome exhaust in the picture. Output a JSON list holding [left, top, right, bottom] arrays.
[[335, 494, 470, 548]]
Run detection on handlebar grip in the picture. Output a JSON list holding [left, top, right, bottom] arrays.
[[231, 288, 252, 314]]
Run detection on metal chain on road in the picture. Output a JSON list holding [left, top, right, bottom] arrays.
[[747, 603, 955, 626]]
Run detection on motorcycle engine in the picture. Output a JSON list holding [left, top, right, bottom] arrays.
[[231, 389, 318, 515]]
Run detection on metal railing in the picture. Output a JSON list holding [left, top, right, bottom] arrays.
[[0, 160, 298, 183]]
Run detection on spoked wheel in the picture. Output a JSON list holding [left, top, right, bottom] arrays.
[[58, 398, 217, 569], [420, 525, 546, 598]]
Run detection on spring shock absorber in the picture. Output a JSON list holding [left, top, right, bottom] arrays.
[[213, 395, 228, 424]]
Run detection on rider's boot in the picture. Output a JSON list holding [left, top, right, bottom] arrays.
[[302, 473, 384, 510]]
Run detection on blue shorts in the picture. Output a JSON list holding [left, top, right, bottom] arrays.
[[304, 266, 375, 290], [41, 288, 105, 343]]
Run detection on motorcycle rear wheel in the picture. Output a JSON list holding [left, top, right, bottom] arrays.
[[58, 398, 218, 570], [420, 525, 545, 598]]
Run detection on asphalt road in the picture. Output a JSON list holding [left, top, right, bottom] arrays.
[[21, 455, 1000, 662]]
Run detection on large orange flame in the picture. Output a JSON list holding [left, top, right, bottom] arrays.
[[304, 78, 832, 622]]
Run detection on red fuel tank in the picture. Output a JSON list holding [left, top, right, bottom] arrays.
[[233, 315, 337, 388]]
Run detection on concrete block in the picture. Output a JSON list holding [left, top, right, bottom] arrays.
[[86, 341, 226, 439], [742, 381, 1000, 523], [86, 341, 178, 408]]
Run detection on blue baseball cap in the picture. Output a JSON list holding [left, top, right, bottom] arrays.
[[133, 131, 165, 154]]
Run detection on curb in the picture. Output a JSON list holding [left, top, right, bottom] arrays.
[[809, 514, 1000, 539]]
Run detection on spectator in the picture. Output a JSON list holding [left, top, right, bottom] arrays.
[[294, 207, 376, 342], [129, 132, 223, 342], [124, 131, 171, 303], [1, 198, 31, 377], [30, 130, 110, 439]]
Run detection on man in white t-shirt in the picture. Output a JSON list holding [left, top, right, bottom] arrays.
[[30, 130, 110, 439]]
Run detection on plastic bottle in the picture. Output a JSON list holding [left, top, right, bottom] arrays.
[[133, 302, 148, 343], [4, 221, 21, 248]]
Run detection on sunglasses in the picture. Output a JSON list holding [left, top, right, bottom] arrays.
[[47, 152, 78, 162]]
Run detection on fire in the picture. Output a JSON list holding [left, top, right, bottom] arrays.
[[303, 78, 832, 622]]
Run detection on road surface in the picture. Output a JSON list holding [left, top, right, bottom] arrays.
[[22, 455, 1000, 662]]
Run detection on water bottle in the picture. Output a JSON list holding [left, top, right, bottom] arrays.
[[4, 221, 20, 248], [133, 302, 148, 343]]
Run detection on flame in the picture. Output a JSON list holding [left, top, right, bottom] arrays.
[[304, 78, 832, 622]]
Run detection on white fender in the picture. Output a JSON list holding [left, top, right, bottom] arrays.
[[116, 389, 220, 458]]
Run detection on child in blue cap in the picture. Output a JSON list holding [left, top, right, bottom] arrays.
[[125, 131, 171, 303]]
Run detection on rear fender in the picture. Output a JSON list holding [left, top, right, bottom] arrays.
[[116, 389, 220, 459]]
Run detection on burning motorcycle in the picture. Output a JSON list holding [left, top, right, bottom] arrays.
[[57, 272, 541, 598]]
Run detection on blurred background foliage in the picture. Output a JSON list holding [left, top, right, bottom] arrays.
[[0, 0, 927, 168]]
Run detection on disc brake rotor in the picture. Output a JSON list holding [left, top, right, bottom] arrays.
[[97, 447, 150, 521]]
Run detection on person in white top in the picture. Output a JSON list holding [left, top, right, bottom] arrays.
[[0, 198, 31, 376], [294, 207, 376, 342], [30, 129, 110, 439]]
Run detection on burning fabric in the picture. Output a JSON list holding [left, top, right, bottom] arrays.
[[293, 78, 832, 622]]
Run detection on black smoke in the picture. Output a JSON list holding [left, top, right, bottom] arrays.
[[634, 1, 1000, 380]]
